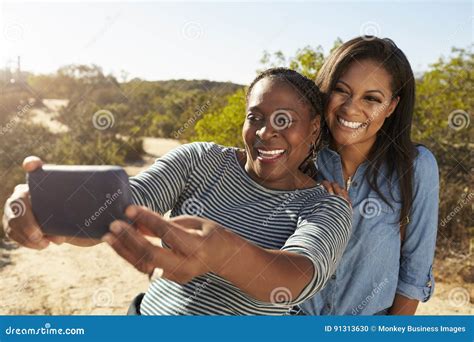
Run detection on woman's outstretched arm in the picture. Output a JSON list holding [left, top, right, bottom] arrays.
[[103, 201, 351, 305]]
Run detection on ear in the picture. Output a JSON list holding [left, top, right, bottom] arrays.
[[310, 116, 321, 137], [386, 96, 400, 118]]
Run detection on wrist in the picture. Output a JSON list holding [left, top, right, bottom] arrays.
[[210, 227, 248, 277]]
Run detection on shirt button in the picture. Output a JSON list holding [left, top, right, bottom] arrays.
[[326, 303, 332, 309], [331, 274, 336, 280], [352, 181, 358, 187]]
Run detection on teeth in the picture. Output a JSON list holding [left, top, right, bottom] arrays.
[[257, 149, 285, 155], [338, 117, 365, 129], [257, 149, 285, 160]]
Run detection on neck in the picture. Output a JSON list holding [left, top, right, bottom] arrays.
[[330, 139, 375, 179]]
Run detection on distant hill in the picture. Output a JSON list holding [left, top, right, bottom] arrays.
[[134, 79, 243, 94], [0, 65, 244, 144]]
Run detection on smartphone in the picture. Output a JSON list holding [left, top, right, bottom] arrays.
[[27, 165, 133, 239]]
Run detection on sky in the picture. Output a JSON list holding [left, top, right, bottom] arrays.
[[1, 1, 472, 84]]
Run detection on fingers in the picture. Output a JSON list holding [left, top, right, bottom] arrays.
[[103, 220, 184, 277], [125, 206, 171, 237], [125, 206, 190, 247], [320, 180, 351, 205], [169, 216, 205, 230], [332, 182, 344, 195], [63, 236, 101, 247], [4, 187, 50, 250], [22, 156, 43, 172], [331, 182, 352, 205], [103, 231, 153, 274], [321, 180, 335, 195], [124, 206, 214, 261], [46, 235, 66, 245]]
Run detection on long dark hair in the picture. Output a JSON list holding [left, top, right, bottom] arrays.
[[317, 37, 417, 230], [247, 67, 325, 178]]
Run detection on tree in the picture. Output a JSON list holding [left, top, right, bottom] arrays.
[[259, 38, 343, 79], [412, 46, 473, 251], [192, 89, 246, 148], [413, 46, 473, 144]]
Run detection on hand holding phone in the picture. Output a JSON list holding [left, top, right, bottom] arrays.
[[27, 165, 133, 239]]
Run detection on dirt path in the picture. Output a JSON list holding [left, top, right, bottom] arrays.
[[28, 99, 69, 134], [1, 235, 472, 315], [123, 138, 181, 176], [0, 239, 149, 315]]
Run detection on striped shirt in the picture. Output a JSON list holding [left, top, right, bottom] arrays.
[[129, 142, 352, 315]]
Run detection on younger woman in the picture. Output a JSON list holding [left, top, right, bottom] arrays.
[[300, 37, 439, 315]]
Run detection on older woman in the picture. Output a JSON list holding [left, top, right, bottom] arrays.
[[4, 68, 352, 315]]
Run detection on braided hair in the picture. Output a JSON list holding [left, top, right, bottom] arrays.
[[246, 67, 325, 179]]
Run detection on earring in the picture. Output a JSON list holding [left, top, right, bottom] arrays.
[[309, 142, 317, 160]]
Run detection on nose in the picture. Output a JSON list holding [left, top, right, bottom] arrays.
[[256, 120, 278, 140], [341, 97, 363, 117]]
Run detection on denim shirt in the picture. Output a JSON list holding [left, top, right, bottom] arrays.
[[300, 145, 439, 315]]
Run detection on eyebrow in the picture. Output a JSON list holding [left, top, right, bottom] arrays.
[[247, 106, 301, 117], [337, 80, 386, 98]]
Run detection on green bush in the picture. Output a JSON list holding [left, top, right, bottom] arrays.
[[192, 89, 246, 148]]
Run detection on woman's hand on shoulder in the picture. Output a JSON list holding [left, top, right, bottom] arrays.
[[320, 180, 351, 205]]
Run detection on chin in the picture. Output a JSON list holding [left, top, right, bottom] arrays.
[[254, 166, 285, 183], [330, 124, 365, 146], [334, 135, 357, 147], [330, 129, 351, 145], [256, 168, 281, 180]]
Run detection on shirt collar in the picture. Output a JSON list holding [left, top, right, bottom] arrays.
[[315, 146, 370, 185]]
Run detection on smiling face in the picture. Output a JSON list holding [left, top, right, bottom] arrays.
[[242, 77, 320, 190], [326, 59, 399, 149]]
